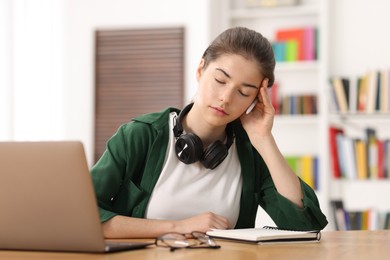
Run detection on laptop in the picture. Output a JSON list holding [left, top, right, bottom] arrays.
[[0, 141, 153, 253]]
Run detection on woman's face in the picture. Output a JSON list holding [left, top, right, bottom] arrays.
[[195, 54, 264, 127]]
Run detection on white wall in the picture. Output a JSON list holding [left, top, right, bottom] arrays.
[[63, 0, 217, 165], [329, 0, 390, 77], [0, 0, 12, 139], [1, 0, 64, 141]]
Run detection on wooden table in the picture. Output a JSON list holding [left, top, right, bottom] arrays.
[[1, 230, 389, 259]]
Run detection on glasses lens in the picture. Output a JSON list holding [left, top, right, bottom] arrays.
[[157, 233, 191, 248], [156, 232, 220, 250], [192, 231, 218, 247]]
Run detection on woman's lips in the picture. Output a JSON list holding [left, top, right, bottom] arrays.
[[211, 106, 228, 116]]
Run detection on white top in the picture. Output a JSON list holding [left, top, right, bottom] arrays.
[[145, 112, 242, 228]]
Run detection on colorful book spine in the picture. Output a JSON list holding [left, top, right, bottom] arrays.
[[272, 42, 286, 62], [355, 139, 368, 180], [335, 134, 347, 178], [380, 69, 389, 112], [330, 200, 348, 230], [330, 77, 349, 113], [366, 128, 378, 179], [273, 26, 317, 62], [330, 126, 390, 180], [285, 155, 318, 190], [285, 40, 298, 61], [301, 155, 314, 188], [342, 135, 357, 180], [329, 126, 344, 178], [276, 28, 304, 61], [331, 201, 390, 230], [377, 139, 385, 179], [303, 27, 316, 60], [269, 82, 280, 115], [279, 94, 317, 115], [357, 76, 368, 112], [331, 69, 390, 114]]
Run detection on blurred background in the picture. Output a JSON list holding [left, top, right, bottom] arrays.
[[1, 0, 390, 230]]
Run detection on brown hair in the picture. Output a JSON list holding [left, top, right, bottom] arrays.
[[201, 27, 275, 87]]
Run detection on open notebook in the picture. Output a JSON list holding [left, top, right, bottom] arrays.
[[0, 141, 153, 253], [206, 226, 321, 244]]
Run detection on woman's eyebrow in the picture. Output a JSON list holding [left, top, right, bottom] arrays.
[[216, 67, 231, 78], [215, 68, 259, 89]]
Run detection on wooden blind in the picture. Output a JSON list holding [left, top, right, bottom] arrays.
[[95, 27, 184, 162]]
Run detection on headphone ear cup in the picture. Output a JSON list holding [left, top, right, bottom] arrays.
[[201, 140, 229, 169], [175, 133, 204, 164]]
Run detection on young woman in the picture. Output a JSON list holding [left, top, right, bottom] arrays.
[[91, 26, 328, 239]]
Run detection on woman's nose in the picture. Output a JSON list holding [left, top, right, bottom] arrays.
[[219, 88, 234, 103]]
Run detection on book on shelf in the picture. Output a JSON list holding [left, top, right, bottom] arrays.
[[330, 201, 390, 230], [329, 126, 390, 180], [269, 82, 280, 114], [358, 211, 367, 230], [272, 27, 317, 62], [380, 70, 389, 112], [330, 77, 349, 113], [303, 27, 316, 61], [377, 139, 385, 179], [285, 41, 298, 61], [276, 28, 304, 61], [278, 94, 317, 115], [375, 71, 381, 111], [357, 76, 368, 111], [330, 200, 349, 230], [364, 70, 377, 113], [385, 212, 390, 229], [329, 126, 344, 178], [366, 128, 378, 179], [301, 155, 315, 189], [306, 95, 318, 114], [206, 226, 321, 244], [343, 135, 357, 180], [342, 78, 351, 110], [335, 134, 347, 178], [329, 84, 340, 112], [331, 69, 390, 114], [281, 95, 290, 115], [355, 138, 368, 180], [313, 156, 319, 190], [348, 211, 363, 230], [382, 140, 389, 179], [285, 155, 318, 190], [363, 70, 388, 113], [272, 42, 285, 62]]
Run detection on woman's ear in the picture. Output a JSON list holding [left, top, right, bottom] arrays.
[[196, 58, 205, 81]]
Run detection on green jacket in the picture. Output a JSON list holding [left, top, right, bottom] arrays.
[[91, 107, 328, 230]]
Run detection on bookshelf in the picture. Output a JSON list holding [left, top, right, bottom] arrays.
[[326, 0, 390, 231], [220, 0, 390, 231], [329, 110, 390, 230], [220, 0, 331, 228]]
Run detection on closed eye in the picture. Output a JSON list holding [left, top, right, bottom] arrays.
[[215, 78, 225, 84], [239, 90, 250, 97]]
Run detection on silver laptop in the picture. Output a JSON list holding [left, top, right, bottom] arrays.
[[0, 141, 153, 253]]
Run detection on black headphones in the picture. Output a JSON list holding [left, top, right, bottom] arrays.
[[173, 103, 234, 169]]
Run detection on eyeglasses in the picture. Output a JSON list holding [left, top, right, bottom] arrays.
[[155, 231, 221, 252]]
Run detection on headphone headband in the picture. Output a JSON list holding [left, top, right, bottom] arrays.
[[173, 103, 193, 138]]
